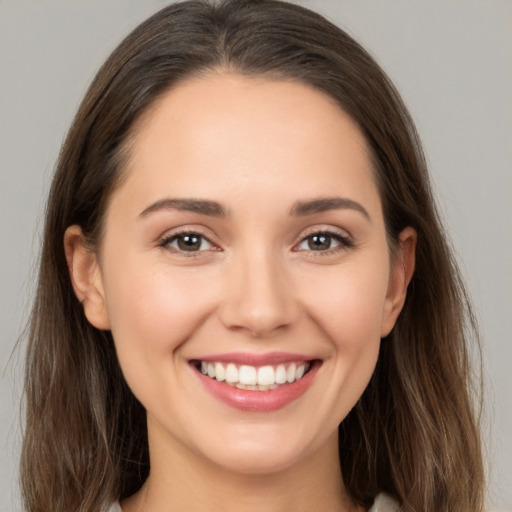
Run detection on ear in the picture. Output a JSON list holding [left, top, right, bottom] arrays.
[[380, 227, 417, 337], [63, 225, 110, 330]]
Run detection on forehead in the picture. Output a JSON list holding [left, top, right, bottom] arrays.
[[115, 72, 381, 216]]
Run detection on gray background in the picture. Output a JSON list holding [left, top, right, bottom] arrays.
[[1, 1, 510, 510]]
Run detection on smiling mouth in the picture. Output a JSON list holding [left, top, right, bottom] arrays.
[[192, 360, 313, 391]]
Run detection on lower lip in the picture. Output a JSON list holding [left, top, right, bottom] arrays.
[[193, 362, 320, 412]]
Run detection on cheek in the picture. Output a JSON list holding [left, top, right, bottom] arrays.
[[101, 254, 219, 362], [291, 259, 390, 426], [300, 260, 390, 350]]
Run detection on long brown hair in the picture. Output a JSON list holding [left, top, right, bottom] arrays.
[[21, 1, 484, 510]]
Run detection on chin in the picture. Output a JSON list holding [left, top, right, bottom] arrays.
[[207, 445, 307, 476], [191, 423, 332, 476]]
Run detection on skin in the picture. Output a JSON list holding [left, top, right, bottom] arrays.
[[65, 73, 416, 512]]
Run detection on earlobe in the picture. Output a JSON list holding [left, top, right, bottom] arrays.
[[380, 227, 417, 337], [63, 225, 110, 330]]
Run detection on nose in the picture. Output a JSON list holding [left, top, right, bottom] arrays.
[[218, 248, 300, 338]]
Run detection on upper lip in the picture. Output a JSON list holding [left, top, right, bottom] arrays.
[[189, 352, 315, 367]]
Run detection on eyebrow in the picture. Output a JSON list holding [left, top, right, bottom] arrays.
[[290, 197, 371, 220], [139, 196, 370, 221], [139, 198, 228, 217]]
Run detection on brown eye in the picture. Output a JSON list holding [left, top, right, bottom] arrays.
[[307, 234, 333, 251], [296, 231, 353, 253], [177, 234, 202, 251], [164, 233, 213, 252]]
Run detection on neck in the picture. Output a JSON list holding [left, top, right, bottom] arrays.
[[122, 420, 360, 512]]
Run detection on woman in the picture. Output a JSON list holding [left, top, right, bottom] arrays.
[[21, 1, 484, 511]]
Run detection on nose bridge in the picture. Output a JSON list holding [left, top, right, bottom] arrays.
[[219, 243, 298, 336]]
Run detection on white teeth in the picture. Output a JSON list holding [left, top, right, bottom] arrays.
[[257, 365, 275, 386], [286, 362, 296, 383], [239, 365, 257, 386], [235, 383, 271, 391], [198, 360, 311, 389], [275, 364, 287, 384], [226, 363, 238, 383], [215, 362, 226, 382]]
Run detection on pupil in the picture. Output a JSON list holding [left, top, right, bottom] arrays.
[[178, 235, 201, 251], [309, 234, 331, 250]]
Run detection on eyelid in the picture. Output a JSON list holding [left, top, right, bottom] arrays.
[[298, 225, 351, 239]]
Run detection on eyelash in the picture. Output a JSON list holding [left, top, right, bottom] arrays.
[[294, 230, 354, 257], [158, 228, 354, 257]]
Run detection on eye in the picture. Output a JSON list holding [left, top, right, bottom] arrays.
[[296, 231, 352, 253], [161, 232, 214, 253]]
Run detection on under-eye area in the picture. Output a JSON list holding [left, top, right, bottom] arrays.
[[190, 360, 320, 391]]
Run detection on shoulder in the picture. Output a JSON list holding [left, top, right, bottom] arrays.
[[368, 493, 400, 512], [106, 503, 122, 512]]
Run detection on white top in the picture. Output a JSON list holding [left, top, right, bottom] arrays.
[[369, 493, 400, 511], [107, 492, 398, 511]]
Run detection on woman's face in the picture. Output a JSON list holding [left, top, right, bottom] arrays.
[[71, 73, 413, 475]]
